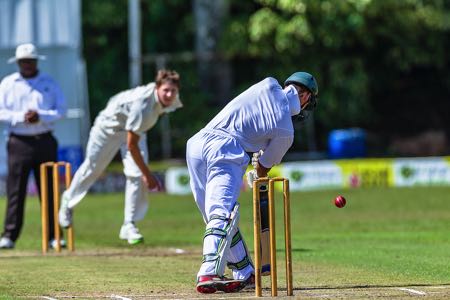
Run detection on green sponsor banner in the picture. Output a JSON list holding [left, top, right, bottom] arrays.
[[164, 156, 450, 194]]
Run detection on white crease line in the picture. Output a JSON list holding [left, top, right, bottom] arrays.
[[110, 295, 131, 300], [398, 288, 426, 295], [41, 297, 58, 300], [162, 295, 258, 300], [111, 295, 132, 300]]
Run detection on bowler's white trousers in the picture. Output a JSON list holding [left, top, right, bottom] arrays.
[[64, 124, 149, 224], [186, 129, 254, 279]]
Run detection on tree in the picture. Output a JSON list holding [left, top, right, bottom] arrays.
[[221, 0, 450, 153], [81, 0, 450, 158]]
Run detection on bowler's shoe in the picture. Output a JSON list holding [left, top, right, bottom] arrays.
[[119, 223, 144, 245], [49, 239, 67, 249]]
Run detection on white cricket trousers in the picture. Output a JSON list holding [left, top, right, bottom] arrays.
[[64, 125, 149, 224], [186, 129, 254, 280]]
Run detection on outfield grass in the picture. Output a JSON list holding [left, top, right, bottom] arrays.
[[0, 186, 449, 299]]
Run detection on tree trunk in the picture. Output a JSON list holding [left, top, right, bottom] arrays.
[[194, 0, 231, 106]]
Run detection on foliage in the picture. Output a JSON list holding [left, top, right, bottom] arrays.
[[82, 0, 450, 158], [82, 0, 210, 159], [82, 1, 129, 116], [222, 0, 450, 150]]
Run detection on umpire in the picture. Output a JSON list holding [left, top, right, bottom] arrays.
[[0, 43, 66, 249]]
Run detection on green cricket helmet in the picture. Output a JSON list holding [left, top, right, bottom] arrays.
[[284, 71, 318, 111]]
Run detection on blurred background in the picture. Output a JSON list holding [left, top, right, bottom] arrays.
[[80, 0, 450, 161], [1, 0, 449, 170]]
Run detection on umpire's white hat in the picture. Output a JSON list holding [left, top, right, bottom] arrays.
[[7, 43, 46, 64]]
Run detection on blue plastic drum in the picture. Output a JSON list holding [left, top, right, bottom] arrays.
[[328, 128, 366, 159]]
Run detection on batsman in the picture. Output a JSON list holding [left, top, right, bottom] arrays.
[[186, 71, 319, 294]]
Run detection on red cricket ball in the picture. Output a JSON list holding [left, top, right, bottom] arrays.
[[334, 195, 346, 208]]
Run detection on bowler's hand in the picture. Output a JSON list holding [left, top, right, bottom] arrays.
[[25, 110, 39, 123], [143, 173, 162, 192]]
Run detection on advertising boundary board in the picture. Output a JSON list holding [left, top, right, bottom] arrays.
[[2, 156, 448, 196], [165, 156, 450, 194]]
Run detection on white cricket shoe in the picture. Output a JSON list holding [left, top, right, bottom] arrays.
[[0, 237, 14, 249], [119, 223, 144, 245], [49, 239, 67, 249], [59, 192, 72, 228]]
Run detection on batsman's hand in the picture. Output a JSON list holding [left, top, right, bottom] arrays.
[[246, 169, 258, 188], [252, 150, 264, 169], [25, 110, 39, 123], [143, 173, 162, 192]]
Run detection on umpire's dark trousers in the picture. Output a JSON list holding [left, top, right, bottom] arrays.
[[1, 132, 58, 243]]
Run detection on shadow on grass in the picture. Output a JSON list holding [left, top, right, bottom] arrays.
[[274, 247, 313, 253], [292, 247, 313, 252]]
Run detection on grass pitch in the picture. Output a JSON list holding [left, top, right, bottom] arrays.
[[0, 186, 449, 299]]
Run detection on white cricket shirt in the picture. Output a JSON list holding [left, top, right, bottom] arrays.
[[0, 72, 66, 135], [94, 82, 182, 134], [205, 77, 301, 168]]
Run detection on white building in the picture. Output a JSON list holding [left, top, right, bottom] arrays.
[[0, 0, 89, 194]]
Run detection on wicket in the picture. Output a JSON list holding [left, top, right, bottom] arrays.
[[40, 161, 74, 253], [253, 177, 292, 297]]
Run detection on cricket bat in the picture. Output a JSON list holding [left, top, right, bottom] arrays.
[[259, 183, 271, 276]]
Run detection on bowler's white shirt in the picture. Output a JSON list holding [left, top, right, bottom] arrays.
[[205, 77, 300, 168], [94, 82, 182, 134], [0, 72, 66, 135]]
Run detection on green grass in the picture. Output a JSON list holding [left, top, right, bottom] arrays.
[[0, 186, 449, 299]]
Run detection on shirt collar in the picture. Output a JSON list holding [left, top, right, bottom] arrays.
[[284, 85, 301, 116]]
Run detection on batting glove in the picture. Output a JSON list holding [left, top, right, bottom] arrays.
[[246, 169, 258, 188], [251, 150, 264, 169]]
